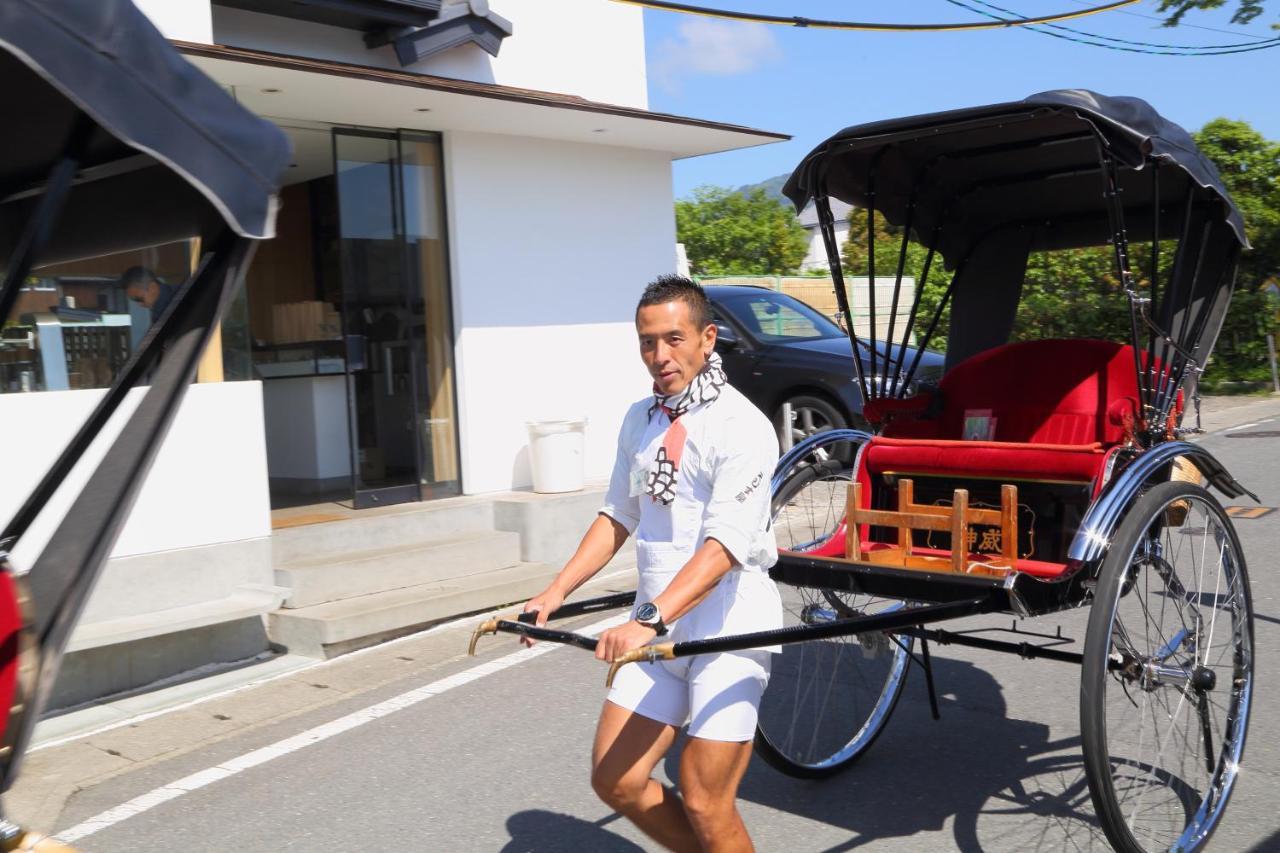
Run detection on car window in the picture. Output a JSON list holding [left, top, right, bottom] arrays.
[[721, 292, 849, 343]]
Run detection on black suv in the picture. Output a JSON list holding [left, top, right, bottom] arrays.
[[705, 285, 946, 447]]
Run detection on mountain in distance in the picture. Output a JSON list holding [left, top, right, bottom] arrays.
[[735, 173, 789, 204]]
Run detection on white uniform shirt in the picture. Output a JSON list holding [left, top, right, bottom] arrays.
[[600, 384, 783, 648]]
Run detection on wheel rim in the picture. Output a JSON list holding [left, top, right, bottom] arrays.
[[1096, 493, 1253, 851], [758, 467, 911, 770], [780, 402, 834, 449]]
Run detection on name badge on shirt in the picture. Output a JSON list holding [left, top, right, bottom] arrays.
[[629, 463, 648, 498]]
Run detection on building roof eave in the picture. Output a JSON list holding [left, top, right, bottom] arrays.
[[175, 41, 788, 158]]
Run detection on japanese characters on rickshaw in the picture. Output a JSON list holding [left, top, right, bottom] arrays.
[[471, 90, 1255, 853], [0, 1, 289, 848]]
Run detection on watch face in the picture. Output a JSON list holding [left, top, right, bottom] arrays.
[[636, 603, 658, 622]]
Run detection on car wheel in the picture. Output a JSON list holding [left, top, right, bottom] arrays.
[[774, 395, 864, 460]]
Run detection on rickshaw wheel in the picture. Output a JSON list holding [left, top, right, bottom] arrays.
[[755, 453, 911, 778], [1081, 481, 1254, 853]]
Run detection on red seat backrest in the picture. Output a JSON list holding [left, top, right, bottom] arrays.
[[885, 339, 1140, 446]]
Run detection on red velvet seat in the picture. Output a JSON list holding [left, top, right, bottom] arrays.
[[866, 437, 1106, 484], [846, 340, 1149, 576], [863, 339, 1142, 488]]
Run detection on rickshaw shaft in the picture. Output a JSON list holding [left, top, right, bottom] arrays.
[[900, 626, 1086, 667]]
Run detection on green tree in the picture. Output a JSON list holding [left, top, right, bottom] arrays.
[[676, 186, 808, 276], [1158, 0, 1274, 28], [840, 208, 954, 346], [1193, 118, 1280, 389], [1013, 247, 1132, 344]]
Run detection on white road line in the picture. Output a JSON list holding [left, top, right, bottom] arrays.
[[55, 612, 629, 844], [1225, 422, 1259, 432], [33, 571, 636, 753]]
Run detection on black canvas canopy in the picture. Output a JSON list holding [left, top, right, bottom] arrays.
[[0, 0, 290, 263], [0, 0, 288, 796], [781, 90, 1248, 429], [783, 90, 1247, 261]]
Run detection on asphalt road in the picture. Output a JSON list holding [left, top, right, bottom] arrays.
[[34, 416, 1280, 852]]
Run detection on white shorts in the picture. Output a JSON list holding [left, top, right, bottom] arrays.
[[606, 650, 771, 742]]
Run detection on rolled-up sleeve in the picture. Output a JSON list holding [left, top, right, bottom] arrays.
[[599, 408, 643, 535], [702, 416, 779, 568]]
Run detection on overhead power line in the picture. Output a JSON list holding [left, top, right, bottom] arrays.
[[609, 0, 1141, 31], [945, 0, 1280, 54], [1063, 0, 1277, 41]]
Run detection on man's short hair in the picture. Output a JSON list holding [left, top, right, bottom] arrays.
[[119, 266, 157, 292], [636, 275, 711, 330]]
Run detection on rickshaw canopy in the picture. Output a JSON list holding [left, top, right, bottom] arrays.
[[781, 90, 1249, 375], [783, 89, 1247, 259], [0, 0, 290, 264]]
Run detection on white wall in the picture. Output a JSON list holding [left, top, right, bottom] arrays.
[[132, 0, 213, 43], [211, 0, 648, 108], [445, 131, 673, 494], [0, 381, 272, 570], [800, 222, 849, 272], [491, 0, 647, 108]]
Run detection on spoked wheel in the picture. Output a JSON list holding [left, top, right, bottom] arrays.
[[755, 453, 911, 778], [1082, 481, 1254, 853]]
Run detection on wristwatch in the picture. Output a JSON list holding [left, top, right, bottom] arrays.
[[634, 602, 668, 636]]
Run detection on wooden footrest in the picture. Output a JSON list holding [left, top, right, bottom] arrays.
[[847, 479, 1018, 577]]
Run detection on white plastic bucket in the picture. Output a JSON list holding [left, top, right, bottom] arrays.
[[526, 418, 587, 493]]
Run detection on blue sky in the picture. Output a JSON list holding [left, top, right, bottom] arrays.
[[641, 1, 1280, 200]]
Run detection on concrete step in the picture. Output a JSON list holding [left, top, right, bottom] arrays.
[[276, 531, 523, 609], [267, 561, 562, 658], [270, 497, 495, 564]]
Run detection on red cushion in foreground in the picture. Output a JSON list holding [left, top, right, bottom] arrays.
[[864, 436, 1106, 484]]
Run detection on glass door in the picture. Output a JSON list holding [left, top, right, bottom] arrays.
[[332, 128, 459, 509], [398, 131, 460, 499]]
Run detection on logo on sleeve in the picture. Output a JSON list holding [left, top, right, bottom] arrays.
[[735, 471, 765, 503]]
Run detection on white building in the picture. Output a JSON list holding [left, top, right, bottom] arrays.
[[0, 0, 784, 704], [797, 197, 853, 272]]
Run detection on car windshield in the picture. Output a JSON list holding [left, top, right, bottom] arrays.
[[714, 290, 845, 343]]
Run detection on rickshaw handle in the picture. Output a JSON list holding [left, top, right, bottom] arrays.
[[467, 590, 635, 655], [602, 596, 994, 686]]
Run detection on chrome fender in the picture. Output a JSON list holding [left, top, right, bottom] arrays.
[[1067, 441, 1256, 564], [771, 429, 872, 495]]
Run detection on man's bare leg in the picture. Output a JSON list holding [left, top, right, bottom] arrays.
[[678, 736, 756, 853], [591, 701, 700, 852]]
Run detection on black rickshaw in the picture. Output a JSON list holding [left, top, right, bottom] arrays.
[[473, 90, 1255, 853], [0, 1, 288, 848]]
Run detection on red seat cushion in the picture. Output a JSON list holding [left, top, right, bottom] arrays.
[[864, 436, 1106, 483], [884, 338, 1143, 446]]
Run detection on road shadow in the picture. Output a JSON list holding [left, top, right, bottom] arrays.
[[500, 810, 643, 853], [1248, 827, 1280, 852], [664, 654, 1108, 852]]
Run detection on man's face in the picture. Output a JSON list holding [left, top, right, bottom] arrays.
[[636, 298, 717, 397], [127, 280, 158, 309]]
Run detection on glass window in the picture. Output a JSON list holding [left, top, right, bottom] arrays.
[[1, 240, 195, 393], [719, 291, 844, 343]]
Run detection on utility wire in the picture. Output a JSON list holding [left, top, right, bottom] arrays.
[[945, 0, 1280, 54], [610, 0, 1140, 31], [1063, 0, 1276, 41]]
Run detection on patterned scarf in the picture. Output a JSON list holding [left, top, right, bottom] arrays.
[[645, 352, 728, 505]]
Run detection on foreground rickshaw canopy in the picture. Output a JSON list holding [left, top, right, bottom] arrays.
[[0, 0, 290, 263], [0, 0, 289, 797]]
